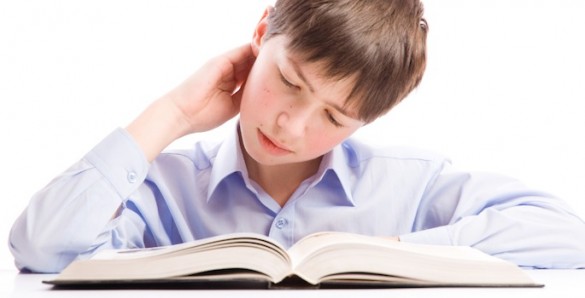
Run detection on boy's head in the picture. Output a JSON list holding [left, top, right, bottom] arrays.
[[264, 0, 428, 123], [238, 0, 428, 169]]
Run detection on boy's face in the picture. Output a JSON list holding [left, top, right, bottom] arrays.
[[239, 33, 365, 168]]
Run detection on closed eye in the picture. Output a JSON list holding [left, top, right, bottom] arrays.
[[279, 72, 298, 89], [326, 110, 343, 127]]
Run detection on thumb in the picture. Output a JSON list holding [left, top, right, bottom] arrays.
[[230, 77, 249, 113]]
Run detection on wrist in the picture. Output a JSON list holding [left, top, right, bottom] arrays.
[[126, 98, 190, 162]]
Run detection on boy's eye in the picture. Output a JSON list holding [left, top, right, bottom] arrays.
[[279, 72, 298, 89], [326, 110, 343, 128]]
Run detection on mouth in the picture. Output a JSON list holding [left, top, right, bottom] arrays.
[[257, 129, 293, 156]]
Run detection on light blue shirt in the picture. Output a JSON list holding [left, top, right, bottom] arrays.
[[9, 126, 585, 273]]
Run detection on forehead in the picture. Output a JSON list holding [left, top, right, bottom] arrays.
[[268, 36, 362, 118]]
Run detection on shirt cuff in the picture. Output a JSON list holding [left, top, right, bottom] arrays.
[[84, 128, 150, 200]]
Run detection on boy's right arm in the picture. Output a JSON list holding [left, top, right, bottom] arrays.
[[9, 44, 256, 273], [127, 44, 255, 161], [9, 128, 147, 273]]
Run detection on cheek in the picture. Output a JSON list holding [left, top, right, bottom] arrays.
[[241, 86, 268, 122], [304, 130, 349, 156], [241, 74, 278, 114]]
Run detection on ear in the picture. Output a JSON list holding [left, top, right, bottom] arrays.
[[251, 6, 272, 57]]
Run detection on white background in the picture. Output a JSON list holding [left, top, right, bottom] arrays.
[[1, 1, 583, 270]]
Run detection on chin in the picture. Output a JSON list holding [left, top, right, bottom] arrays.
[[248, 148, 292, 165]]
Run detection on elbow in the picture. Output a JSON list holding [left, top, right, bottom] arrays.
[[8, 217, 77, 273], [9, 236, 78, 273], [507, 219, 585, 269]]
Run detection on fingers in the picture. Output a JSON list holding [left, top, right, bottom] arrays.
[[214, 44, 256, 94], [230, 75, 247, 110], [226, 44, 256, 85], [226, 45, 255, 111], [224, 43, 256, 69], [219, 44, 255, 108]]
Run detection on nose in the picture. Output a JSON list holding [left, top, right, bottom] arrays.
[[276, 105, 311, 138]]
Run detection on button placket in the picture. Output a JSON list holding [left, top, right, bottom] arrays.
[[275, 217, 288, 229]]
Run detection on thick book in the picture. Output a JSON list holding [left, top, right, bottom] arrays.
[[44, 232, 542, 289]]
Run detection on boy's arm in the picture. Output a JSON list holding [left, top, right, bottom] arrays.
[[8, 129, 147, 273], [399, 164, 585, 268], [127, 44, 255, 161], [9, 44, 255, 273]]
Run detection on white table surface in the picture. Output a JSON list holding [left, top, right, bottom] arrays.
[[2, 269, 584, 298]]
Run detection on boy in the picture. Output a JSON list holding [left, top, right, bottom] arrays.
[[9, 0, 585, 273]]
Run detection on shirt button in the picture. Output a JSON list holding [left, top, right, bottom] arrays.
[[127, 171, 137, 183], [275, 217, 288, 229]]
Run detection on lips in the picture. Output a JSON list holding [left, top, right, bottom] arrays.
[[257, 129, 293, 156]]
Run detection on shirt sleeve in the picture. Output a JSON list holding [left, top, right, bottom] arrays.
[[399, 163, 585, 268], [8, 128, 150, 273]]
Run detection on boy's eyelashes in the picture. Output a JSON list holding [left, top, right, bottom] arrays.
[[279, 71, 299, 89], [278, 70, 344, 128], [325, 110, 343, 127]]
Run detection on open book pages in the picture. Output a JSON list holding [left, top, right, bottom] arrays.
[[46, 232, 541, 288], [60, 233, 292, 282], [288, 232, 534, 285]]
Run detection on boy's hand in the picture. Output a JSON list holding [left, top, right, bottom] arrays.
[[127, 44, 256, 161], [166, 44, 256, 134]]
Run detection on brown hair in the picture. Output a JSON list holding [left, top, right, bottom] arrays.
[[265, 0, 428, 123]]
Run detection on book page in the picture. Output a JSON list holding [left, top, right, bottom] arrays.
[[56, 233, 294, 283], [288, 231, 499, 264], [91, 233, 289, 261], [287, 232, 535, 286]]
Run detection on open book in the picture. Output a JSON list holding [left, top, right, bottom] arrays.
[[45, 232, 541, 289]]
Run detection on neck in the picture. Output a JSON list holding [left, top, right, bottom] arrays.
[[242, 149, 322, 207]]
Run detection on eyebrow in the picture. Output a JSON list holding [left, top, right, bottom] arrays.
[[286, 56, 358, 119], [287, 56, 315, 93]]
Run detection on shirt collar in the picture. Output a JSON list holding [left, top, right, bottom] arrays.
[[206, 124, 358, 206], [206, 125, 249, 202], [310, 141, 358, 206]]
